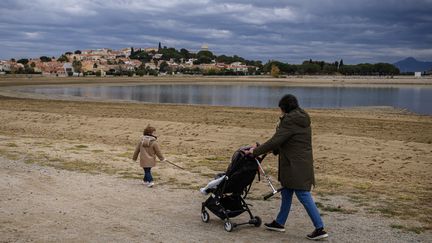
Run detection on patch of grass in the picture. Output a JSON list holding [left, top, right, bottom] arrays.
[[205, 156, 226, 161], [367, 206, 400, 218], [0, 149, 21, 160], [316, 202, 357, 214], [179, 182, 192, 187], [36, 158, 119, 175], [6, 143, 18, 147], [24, 159, 34, 164], [91, 149, 104, 153], [390, 224, 404, 229], [354, 182, 373, 190], [65, 145, 88, 151], [74, 144, 88, 149], [117, 152, 133, 158], [376, 207, 398, 217], [119, 171, 142, 179], [5, 153, 20, 160], [315, 202, 324, 208], [158, 177, 179, 186], [200, 172, 216, 178], [390, 224, 427, 234], [405, 227, 426, 234], [347, 195, 370, 207], [199, 160, 226, 171]]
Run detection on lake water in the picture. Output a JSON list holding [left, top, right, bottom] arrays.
[[23, 84, 432, 114]]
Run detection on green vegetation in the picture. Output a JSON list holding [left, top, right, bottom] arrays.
[[74, 144, 88, 149], [6, 143, 18, 147], [390, 224, 427, 234], [57, 54, 69, 62], [315, 202, 357, 214], [263, 59, 400, 76]]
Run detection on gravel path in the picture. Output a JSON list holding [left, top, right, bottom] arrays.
[[1, 157, 429, 243]]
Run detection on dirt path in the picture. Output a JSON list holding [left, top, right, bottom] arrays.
[[1, 156, 430, 243]]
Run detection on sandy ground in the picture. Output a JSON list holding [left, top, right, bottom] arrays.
[[1, 156, 430, 243], [0, 77, 431, 242]]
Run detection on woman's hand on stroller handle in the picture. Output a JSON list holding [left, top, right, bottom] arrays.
[[243, 143, 258, 155]]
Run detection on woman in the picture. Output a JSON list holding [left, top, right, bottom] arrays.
[[248, 94, 328, 240], [132, 125, 165, 187]]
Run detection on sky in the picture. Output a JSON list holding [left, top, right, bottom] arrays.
[[0, 0, 431, 64]]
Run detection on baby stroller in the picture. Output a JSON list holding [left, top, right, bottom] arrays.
[[200, 146, 275, 232]]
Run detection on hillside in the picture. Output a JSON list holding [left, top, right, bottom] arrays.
[[393, 57, 432, 72]]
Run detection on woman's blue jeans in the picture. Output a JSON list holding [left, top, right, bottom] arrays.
[[275, 188, 324, 229], [143, 167, 153, 182]]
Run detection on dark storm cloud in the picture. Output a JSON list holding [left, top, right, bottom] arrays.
[[0, 0, 431, 63]]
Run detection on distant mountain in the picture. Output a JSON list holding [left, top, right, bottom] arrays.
[[393, 57, 432, 73]]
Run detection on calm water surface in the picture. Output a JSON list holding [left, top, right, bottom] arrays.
[[24, 84, 432, 114]]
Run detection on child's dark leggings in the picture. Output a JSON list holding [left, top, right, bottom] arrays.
[[143, 167, 153, 182]]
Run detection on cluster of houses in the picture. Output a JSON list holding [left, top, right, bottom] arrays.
[[0, 46, 255, 76]]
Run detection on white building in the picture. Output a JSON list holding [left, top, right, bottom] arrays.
[[0, 61, 11, 72], [228, 62, 248, 72], [63, 63, 75, 75]]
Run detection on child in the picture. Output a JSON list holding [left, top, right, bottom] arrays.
[[132, 125, 165, 187]]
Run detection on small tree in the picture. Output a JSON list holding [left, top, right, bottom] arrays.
[[40, 56, 52, 62], [159, 61, 169, 73], [72, 60, 82, 73], [17, 59, 29, 65], [57, 55, 69, 62], [271, 65, 280, 78], [74, 50, 82, 54]]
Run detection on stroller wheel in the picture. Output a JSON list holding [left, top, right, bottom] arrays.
[[201, 210, 210, 223], [224, 220, 233, 232], [253, 216, 262, 227]]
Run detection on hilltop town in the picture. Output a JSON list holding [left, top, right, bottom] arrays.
[[0, 44, 261, 77], [1, 43, 405, 77]]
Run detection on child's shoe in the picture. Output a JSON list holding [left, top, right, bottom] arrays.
[[200, 188, 208, 195]]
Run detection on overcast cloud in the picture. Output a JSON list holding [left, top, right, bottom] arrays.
[[0, 0, 431, 63]]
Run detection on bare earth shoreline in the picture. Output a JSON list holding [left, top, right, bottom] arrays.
[[0, 76, 431, 242]]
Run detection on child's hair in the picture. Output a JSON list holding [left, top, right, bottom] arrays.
[[143, 125, 156, 136]]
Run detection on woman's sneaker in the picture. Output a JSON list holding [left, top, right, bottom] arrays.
[[306, 228, 328, 240], [147, 182, 154, 188], [264, 220, 285, 232]]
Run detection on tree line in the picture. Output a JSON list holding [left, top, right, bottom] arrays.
[[264, 59, 400, 76], [130, 45, 263, 67]]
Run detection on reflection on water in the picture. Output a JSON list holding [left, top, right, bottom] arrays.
[[25, 84, 432, 114]]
